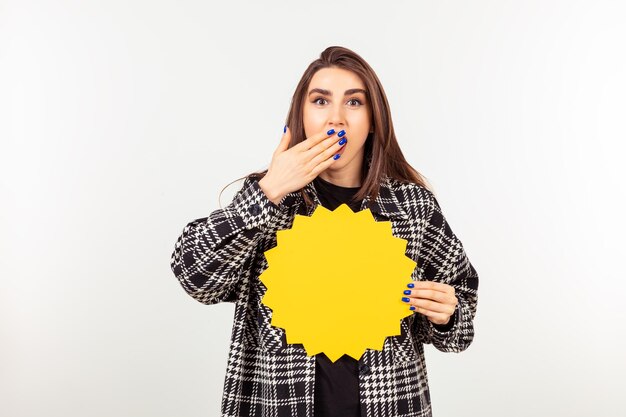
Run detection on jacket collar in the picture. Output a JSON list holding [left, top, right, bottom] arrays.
[[294, 175, 409, 221]]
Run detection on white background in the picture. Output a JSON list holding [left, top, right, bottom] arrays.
[[1, 1, 625, 416]]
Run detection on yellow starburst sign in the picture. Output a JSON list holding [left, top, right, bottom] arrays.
[[259, 203, 416, 362]]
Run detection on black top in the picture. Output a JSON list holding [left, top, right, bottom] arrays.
[[313, 175, 362, 211], [312, 175, 363, 417]]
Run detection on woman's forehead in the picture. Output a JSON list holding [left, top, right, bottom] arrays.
[[309, 67, 366, 92]]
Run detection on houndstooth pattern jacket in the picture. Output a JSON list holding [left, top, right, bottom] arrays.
[[170, 175, 479, 417]]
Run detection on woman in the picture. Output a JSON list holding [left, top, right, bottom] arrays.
[[170, 46, 479, 417]]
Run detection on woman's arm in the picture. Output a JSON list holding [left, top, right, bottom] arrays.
[[411, 191, 480, 352], [170, 176, 292, 305]]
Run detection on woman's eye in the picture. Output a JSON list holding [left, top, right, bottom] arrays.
[[313, 98, 328, 105], [347, 99, 362, 106]]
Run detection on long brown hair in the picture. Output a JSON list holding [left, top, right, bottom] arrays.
[[220, 45, 433, 209]]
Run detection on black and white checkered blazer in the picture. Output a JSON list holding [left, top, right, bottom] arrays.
[[170, 175, 479, 417]]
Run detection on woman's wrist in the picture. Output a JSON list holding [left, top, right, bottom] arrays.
[[258, 176, 285, 206]]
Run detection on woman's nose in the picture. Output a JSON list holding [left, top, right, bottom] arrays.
[[327, 111, 346, 126]]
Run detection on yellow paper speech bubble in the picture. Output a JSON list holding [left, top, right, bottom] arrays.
[[259, 203, 416, 362]]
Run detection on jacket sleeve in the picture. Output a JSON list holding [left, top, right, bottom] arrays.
[[170, 176, 292, 305], [411, 191, 479, 353]]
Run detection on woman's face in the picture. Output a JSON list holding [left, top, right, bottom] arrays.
[[303, 67, 372, 185]]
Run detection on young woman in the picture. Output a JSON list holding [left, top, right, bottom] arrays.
[[170, 46, 479, 417]]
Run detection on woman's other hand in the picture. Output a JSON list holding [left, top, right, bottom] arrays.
[[258, 126, 347, 205], [402, 281, 458, 326]]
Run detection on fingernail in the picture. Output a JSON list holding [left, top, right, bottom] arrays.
[[403, 290, 411, 295], [337, 130, 346, 137], [338, 138, 347, 146], [401, 297, 410, 303], [407, 283, 414, 288], [284, 125, 287, 133], [410, 306, 416, 311], [333, 154, 341, 160], [327, 128, 335, 135]]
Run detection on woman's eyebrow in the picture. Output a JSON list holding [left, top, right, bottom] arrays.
[[308, 88, 368, 96]]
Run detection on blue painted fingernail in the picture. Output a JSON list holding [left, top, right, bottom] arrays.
[[333, 154, 341, 160], [327, 128, 335, 135], [338, 138, 347, 146], [402, 297, 410, 302], [403, 290, 411, 295], [338, 130, 346, 137], [410, 306, 416, 311], [283, 125, 287, 133], [407, 283, 414, 288]]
